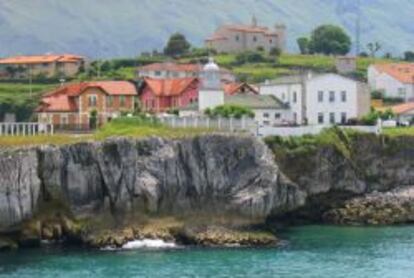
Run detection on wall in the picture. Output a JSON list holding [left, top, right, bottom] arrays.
[[259, 82, 303, 124], [306, 74, 359, 125], [198, 89, 224, 111]]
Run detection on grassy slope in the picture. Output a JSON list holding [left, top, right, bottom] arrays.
[[0, 117, 213, 147], [0, 82, 57, 121]]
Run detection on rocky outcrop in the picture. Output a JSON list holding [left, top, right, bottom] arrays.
[[1, 133, 414, 249], [0, 135, 305, 234], [0, 149, 40, 231], [324, 186, 414, 225]]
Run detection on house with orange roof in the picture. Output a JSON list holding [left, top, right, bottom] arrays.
[[139, 77, 200, 113], [37, 81, 138, 129], [136, 62, 235, 82], [205, 16, 286, 53], [0, 54, 85, 79], [368, 63, 414, 102], [384, 102, 414, 124]]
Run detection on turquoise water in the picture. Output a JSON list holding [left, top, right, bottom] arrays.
[[1, 226, 414, 278]]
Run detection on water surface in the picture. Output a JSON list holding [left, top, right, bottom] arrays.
[[1, 226, 413, 278]]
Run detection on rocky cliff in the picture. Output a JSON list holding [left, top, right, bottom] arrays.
[[1, 133, 414, 249]]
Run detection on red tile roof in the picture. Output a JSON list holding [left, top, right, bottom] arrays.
[[223, 82, 259, 95], [0, 54, 84, 65], [143, 77, 199, 97], [373, 63, 414, 84], [138, 62, 202, 73], [38, 81, 137, 112], [388, 102, 414, 115]]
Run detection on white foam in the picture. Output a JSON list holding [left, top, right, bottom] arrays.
[[122, 239, 178, 250]]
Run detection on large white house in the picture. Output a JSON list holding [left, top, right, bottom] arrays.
[[259, 73, 371, 126], [368, 63, 414, 102]]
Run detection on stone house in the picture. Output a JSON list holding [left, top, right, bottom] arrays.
[[205, 17, 286, 53], [37, 81, 138, 128], [0, 54, 85, 79]]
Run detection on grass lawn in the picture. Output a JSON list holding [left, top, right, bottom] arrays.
[[382, 127, 414, 137], [0, 117, 214, 148]]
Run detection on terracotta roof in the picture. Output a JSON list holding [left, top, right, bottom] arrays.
[[0, 54, 84, 65], [138, 62, 202, 73], [223, 82, 259, 95], [224, 24, 269, 33], [388, 102, 414, 115], [205, 35, 229, 42], [143, 77, 199, 97], [38, 81, 137, 112], [373, 63, 414, 84]]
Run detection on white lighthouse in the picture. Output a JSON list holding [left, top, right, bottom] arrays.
[[198, 57, 224, 111]]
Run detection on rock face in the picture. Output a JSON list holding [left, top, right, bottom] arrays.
[[0, 135, 305, 232], [324, 186, 414, 225], [1, 133, 414, 239], [0, 149, 40, 231], [266, 134, 414, 222]]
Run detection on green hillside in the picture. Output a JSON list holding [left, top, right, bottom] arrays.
[[0, 0, 413, 58]]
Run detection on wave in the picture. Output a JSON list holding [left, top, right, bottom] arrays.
[[101, 239, 179, 251]]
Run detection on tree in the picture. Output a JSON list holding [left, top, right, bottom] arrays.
[[404, 51, 414, 61], [235, 51, 268, 65], [269, 47, 282, 57], [297, 37, 310, 54], [308, 25, 351, 55], [367, 42, 382, 58], [163, 33, 191, 57]]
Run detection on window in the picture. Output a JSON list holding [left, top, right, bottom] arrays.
[[60, 115, 68, 125], [282, 93, 286, 101], [275, 113, 281, 119], [341, 112, 347, 124], [235, 35, 240, 41], [269, 39, 273, 44], [263, 113, 270, 118], [253, 36, 257, 42], [318, 91, 324, 102], [329, 112, 335, 124], [318, 113, 324, 124], [293, 92, 297, 103], [107, 96, 113, 107], [398, 88, 406, 98], [155, 71, 162, 76], [120, 96, 126, 107], [341, 91, 347, 102], [88, 95, 97, 107], [329, 91, 335, 102], [293, 112, 298, 123]]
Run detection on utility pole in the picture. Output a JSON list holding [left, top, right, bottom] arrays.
[[29, 65, 33, 97]]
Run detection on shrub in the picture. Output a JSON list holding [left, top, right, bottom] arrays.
[[205, 105, 254, 119]]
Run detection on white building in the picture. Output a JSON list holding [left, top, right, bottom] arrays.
[[180, 58, 290, 126], [259, 73, 371, 126], [368, 64, 414, 102]]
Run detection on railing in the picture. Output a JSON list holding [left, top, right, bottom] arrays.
[[158, 116, 258, 133], [0, 123, 54, 136], [258, 125, 381, 137]]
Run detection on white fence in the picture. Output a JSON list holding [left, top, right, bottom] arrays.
[[158, 116, 381, 137], [258, 125, 380, 137], [0, 123, 54, 136], [158, 116, 257, 133]]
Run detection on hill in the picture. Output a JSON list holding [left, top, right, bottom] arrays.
[[0, 0, 413, 58]]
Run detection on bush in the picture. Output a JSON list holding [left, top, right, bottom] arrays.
[[234, 51, 269, 65], [205, 105, 255, 119]]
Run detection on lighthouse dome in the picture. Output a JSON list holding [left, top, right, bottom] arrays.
[[203, 57, 220, 71]]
